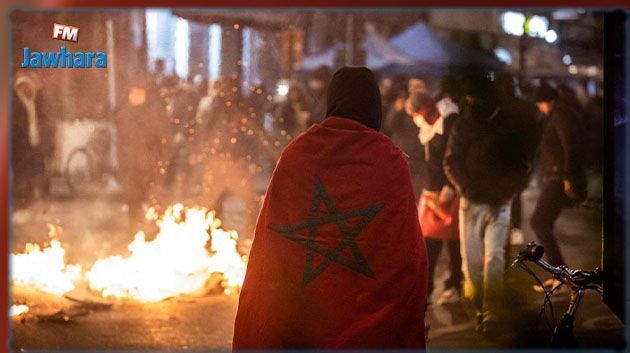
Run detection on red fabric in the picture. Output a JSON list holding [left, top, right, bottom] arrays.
[[233, 117, 428, 349], [418, 192, 459, 241], [411, 93, 438, 125]]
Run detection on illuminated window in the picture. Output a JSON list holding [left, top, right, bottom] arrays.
[[131, 11, 143, 48], [174, 18, 190, 79], [208, 24, 222, 80], [146, 9, 174, 73], [242, 27, 252, 95], [145, 10, 191, 77], [241, 27, 263, 95]]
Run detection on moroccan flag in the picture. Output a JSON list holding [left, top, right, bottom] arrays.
[[233, 117, 428, 349]]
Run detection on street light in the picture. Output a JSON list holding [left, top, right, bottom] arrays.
[[545, 29, 558, 43], [501, 11, 526, 36], [562, 54, 572, 65], [494, 47, 513, 65], [276, 83, 289, 96], [526, 15, 549, 38]]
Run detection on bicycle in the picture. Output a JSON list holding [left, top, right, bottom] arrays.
[[511, 242, 603, 347], [64, 127, 114, 196]]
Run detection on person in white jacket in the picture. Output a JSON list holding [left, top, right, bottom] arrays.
[[408, 85, 463, 306]]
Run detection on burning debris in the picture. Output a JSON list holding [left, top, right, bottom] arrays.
[[11, 204, 247, 307], [10, 224, 82, 296], [10, 305, 29, 317], [86, 204, 246, 302]]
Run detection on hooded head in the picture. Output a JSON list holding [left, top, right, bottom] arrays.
[[437, 74, 463, 103], [325, 67, 382, 131], [459, 71, 498, 120]]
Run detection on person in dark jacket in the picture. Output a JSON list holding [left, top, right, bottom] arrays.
[[273, 83, 311, 144], [382, 77, 428, 200], [409, 78, 463, 305], [12, 73, 51, 209], [116, 76, 167, 232], [160, 75, 200, 192], [495, 73, 542, 247], [530, 81, 586, 290], [444, 73, 536, 337]]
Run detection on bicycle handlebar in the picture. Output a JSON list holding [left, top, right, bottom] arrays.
[[512, 242, 603, 292], [520, 242, 545, 262]]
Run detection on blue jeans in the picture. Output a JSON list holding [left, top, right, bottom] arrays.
[[459, 197, 511, 322]]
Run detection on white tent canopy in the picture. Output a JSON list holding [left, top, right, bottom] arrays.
[[391, 21, 503, 72], [300, 23, 416, 72], [363, 23, 416, 69], [390, 21, 450, 63], [300, 43, 343, 71], [300, 21, 501, 76]]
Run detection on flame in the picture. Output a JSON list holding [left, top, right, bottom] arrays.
[[10, 305, 29, 317], [86, 204, 246, 302], [10, 232, 82, 296]]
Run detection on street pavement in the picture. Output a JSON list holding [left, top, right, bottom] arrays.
[[9, 178, 625, 350]]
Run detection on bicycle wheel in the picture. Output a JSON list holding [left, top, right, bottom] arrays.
[[65, 147, 94, 196]]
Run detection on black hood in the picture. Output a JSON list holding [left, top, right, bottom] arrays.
[[325, 67, 382, 131]]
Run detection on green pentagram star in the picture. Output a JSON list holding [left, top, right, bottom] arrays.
[[270, 176, 384, 286]]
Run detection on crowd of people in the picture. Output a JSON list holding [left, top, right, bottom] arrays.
[[114, 64, 341, 233], [232, 66, 604, 348], [12, 58, 603, 343], [377, 69, 602, 337]]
